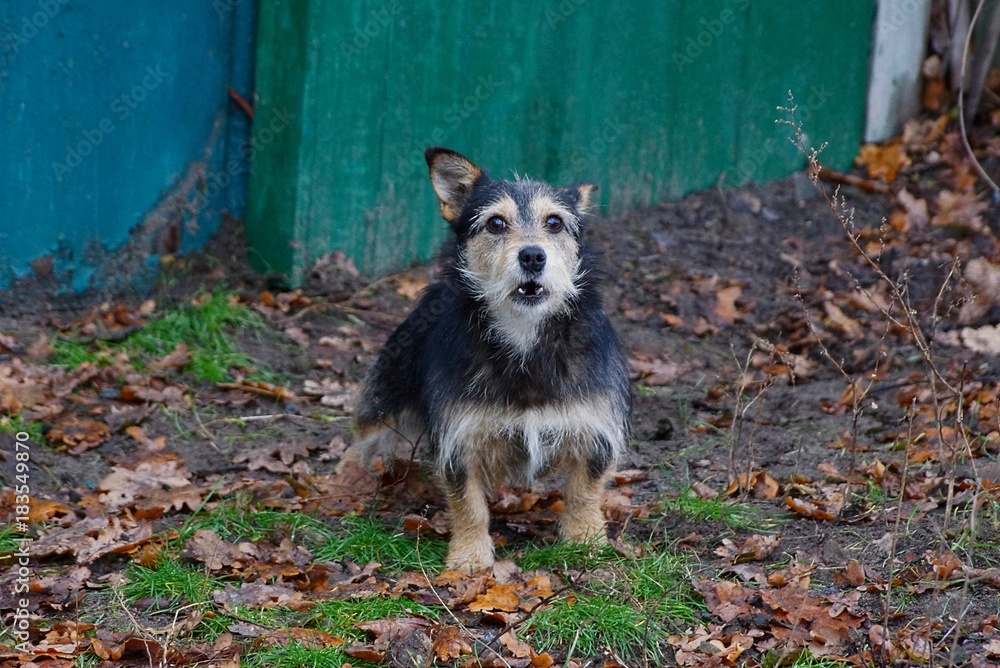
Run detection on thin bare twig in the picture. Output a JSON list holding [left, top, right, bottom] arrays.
[[780, 96, 961, 401], [728, 342, 768, 495], [882, 401, 915, 664], [957, 0, 1000, 195], [792, 274, 892, 514], [779, 91, 990, 666]]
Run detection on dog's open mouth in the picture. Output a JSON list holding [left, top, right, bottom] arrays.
[[513, 281, 548, 304]]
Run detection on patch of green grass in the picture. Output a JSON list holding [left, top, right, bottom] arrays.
[[128, 291, 268, 383], [512, 538, 618, 572], [675, 397, 692, 431], [889, 589, 917, 616], [242, 642, 359, 668], [764, 649, 856, 667], [634, 383, 657, 397], [661, 486, 766, 530], [119, 557, 223, 606], [0, 414, 46, 446], [313, 515, 448, 573], [181, 498, 336, 547], [517, 541, 702, 663], [189, 608, 249, 641], [528, 594, 663, 663], [188, 605, 289, 643], [854, 481, 886, 508], [50, 291, 276, 383], [621, 548, 703, 624], [192, 593, 438, 654], [0, 525, 22, 554], [222, 600, 435, 668], [49, 338, 108, 369], [308, 598, 438, 640], [74, 654, 101, 668]]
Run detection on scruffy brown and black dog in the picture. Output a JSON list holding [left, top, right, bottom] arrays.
[[348, 147, 631, 572]]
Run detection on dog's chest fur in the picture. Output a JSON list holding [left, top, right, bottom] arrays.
[[438, 394, 623, 485], [458, 308, 594, 405], [410, 283, 627, 481]]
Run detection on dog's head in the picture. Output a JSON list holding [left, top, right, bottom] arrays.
[[425, 147, 596, 352]]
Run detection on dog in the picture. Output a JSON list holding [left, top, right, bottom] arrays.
[[348, 147, 631, 573]]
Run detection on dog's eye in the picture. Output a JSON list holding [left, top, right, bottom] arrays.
[[545, 215, 565, 233], [485, 216, 508, 234]]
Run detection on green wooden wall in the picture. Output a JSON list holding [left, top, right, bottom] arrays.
[[249, 1, 875, 283]]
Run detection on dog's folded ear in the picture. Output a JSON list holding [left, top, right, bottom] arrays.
[[567, 183, 598, 214], [425, 147, 484, 224]]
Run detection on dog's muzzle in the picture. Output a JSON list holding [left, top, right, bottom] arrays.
[[512, 246, 549, 304], [518, 246, 546, 274], [513, 280, 547, 304]]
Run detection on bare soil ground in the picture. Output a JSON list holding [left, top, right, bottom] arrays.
[[1, 121, 1000, 667]]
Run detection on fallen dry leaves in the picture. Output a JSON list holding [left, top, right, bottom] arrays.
[[855, 139, 911, 182], [3, 102, 1000, 666], [714, 534, 780, 564], [679, 560, 865, 663], [32, 516, 154, 564], [97, 454, 199, 514], [724, 470, 779, 500], [628, 350, 691, 386], [394, 274, 430, 301]]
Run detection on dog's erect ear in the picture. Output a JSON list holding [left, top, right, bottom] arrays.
[[568, 183, 598, 214], [425, 147, 484, 224]]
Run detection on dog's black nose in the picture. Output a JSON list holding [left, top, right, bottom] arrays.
[[518, 246, 546, 274]]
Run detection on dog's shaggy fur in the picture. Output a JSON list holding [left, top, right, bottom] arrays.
[[348, 148, 631, 572]]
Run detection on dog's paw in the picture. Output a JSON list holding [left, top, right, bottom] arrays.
[[444, 538, 495, 574], [559, 510, 608, 544]]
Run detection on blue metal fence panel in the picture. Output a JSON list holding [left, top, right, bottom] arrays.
[[0, 1, 255, 295]]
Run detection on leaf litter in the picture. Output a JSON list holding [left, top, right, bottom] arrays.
[[2, 97, 1000, 666]]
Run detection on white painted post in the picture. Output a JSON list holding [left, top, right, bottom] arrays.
[[865, 0, 933, 142]]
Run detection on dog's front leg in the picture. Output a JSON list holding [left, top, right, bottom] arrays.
[[559, 437, 614, 543], [442, 464, 494, 573]]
